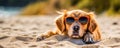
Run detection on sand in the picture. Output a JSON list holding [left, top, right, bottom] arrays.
[[0, 16, 120, 48]]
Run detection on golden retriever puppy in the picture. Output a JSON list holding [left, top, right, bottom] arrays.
[[37, 10, 101, 44]]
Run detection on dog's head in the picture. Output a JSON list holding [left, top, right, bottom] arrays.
[[55, 10, 98, 39]]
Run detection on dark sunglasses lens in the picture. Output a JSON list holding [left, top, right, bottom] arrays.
[[79, 17, 88, 24], [66, 17, 74, 24]]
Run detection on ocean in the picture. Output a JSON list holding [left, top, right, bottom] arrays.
[[0, 7, 22, 17]]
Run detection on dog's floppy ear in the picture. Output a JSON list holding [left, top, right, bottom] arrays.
[[88, 12, 98, 33], [55, 10, 67, 32]]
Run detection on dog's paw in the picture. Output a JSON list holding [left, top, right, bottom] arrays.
[[83, 32, 95, 44], [36, 35, 46, 42]]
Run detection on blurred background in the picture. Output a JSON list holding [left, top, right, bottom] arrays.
[[0, 0, 120, 16]]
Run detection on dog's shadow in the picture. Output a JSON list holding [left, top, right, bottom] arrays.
[[43, 35, 85, 45]]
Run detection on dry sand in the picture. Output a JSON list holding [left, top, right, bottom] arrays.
[[0, 16, 120, 48]]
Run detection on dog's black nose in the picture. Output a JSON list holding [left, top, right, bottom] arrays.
[[73, 26, 79, 31]]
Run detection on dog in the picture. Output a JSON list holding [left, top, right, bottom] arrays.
[[37, 10, 101, 44]]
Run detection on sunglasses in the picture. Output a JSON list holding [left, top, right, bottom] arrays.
[[66, 17, 89, 24]]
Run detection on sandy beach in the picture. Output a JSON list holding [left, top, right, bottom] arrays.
[[0, 16, 120, 48]]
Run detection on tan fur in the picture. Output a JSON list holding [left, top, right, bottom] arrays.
[[37, 10, 101, 43], [88, 13, 101, 41]]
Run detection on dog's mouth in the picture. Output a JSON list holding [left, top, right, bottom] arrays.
[[71, 31, 80, 39]]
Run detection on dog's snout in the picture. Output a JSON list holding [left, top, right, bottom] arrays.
[[73, 26, 79, 31]]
